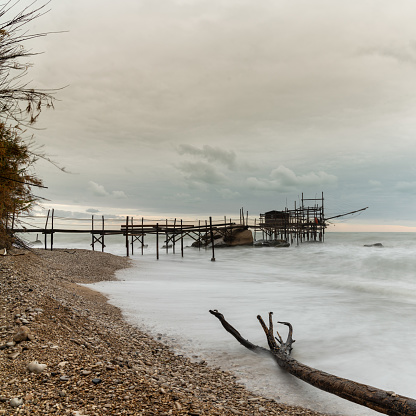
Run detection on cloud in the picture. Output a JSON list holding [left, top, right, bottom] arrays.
[[86, 208, 100, 213], [395, 181, 416, 193], [87, 181, 127, 198], [177, 161, 228, 186], [177, 144, 236, 169], [112, 190, 127, 199], [247, 166, 337, 192], [52, 209, 91, 219], [361, 42, 416, 65], [217, 188, 240, 199], [88, 181, 109, 197]]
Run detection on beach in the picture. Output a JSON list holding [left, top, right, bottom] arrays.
[[0, 248, 334, 415]]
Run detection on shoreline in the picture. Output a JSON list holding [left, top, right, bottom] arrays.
[[0, 248, 334, 415]]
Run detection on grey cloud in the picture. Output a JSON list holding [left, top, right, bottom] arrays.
[[395, 181, 416, 193], [53, 210, 91, 219], [247, 166, 337, 192], [86, 208, 100, 213], [88, 181, 109, 197], [177, 144, 236, 169], [87, 181, 127, 198], [178, 161, 228, 186], [360, 42, 416, 65], [18, 0, 416, 226]]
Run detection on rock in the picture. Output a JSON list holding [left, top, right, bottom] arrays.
[[58, 361, 69, 367], [92, 378, 102, 385], [9, 397, 23, 408], [192, 227, 253, 247], [27, 361, 48, 374], [364, 243, 383, 247], [13, 326, 32, 343], [226, 229, 253, 247], [254, 239, 290, 247], [7, 351, 21, 360]]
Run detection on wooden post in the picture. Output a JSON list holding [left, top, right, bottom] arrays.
[[141, 217, 144, 255], [209, 216, 215, 262], [166, 219, 169, 254], [180, 219, 184, 257], [198, 220, 201, 251], [44, 209, 50, 250], [102, 215, 105, 252], [173, 218, 176, 254], [50, 209, 54, 251], [254, 218, 257, 241], [156, 223, 159, 260], [130, 217, 134, 255], [126, 216, 129, 257], [205, 220, 208, 250], [91, 215, 95, 251]]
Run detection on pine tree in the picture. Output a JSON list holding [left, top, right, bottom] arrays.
[[0, 1, 56, 249]]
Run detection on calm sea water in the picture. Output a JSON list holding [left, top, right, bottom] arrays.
[[30, 232, 416, 415]]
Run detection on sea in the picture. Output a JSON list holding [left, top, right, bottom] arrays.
[[26, 231, 416, 416]]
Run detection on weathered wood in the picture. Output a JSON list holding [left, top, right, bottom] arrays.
[[209, 310, 416, 416]]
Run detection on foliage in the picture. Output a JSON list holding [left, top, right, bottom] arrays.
[[0, 123, 42, 248], [0, 1, 56, 248]]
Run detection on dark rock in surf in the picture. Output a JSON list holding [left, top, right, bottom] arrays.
[[192, 227, 253, 248], [363, 243, 383, 247]]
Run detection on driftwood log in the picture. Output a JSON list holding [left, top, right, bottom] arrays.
[[209, 309, 416, 416]]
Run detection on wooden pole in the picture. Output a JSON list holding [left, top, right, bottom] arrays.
[[50, 209, 54, 251], [180, 219, 184, 257], [198, 220, 201, 251], [209, 216, 215, 262], [141, 217, 144, 255], [130, 217, 134, 255], [91, 215, 95, 251], [44, 209, 50, 250], [126, 216, 129, 257], [166, 219, 169, 254], [173, 218, 176, 254], [102, 215, 105, 252], [156, 223, 159, 260]]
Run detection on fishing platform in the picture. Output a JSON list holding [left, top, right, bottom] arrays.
[[12, 192, 367, 259]]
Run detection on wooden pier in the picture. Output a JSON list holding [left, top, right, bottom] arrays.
[[12, 193, 365, 258], [13, 209, 246, 260]]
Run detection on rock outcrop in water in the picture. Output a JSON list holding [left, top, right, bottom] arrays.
[[192, 226, 253, 247]]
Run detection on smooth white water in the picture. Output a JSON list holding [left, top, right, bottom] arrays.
[[34, 232, 416, 415]]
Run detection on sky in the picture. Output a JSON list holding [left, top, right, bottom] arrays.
[[9, 0, 416, 230]]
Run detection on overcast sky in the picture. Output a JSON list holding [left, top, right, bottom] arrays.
[[12, 0, 416, 230]]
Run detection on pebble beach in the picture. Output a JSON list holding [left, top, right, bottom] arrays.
[[0, 248, 334, 416]]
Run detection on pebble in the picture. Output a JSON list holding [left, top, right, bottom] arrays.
[[0, 249, 330, 416], [27, 361, 48, 374], [9, 398, 23, 408]]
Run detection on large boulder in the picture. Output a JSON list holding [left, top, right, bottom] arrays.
[[225, 229, 253, 246], [191, 227, 253, 247]]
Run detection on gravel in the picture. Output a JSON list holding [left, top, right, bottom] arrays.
[[0, 248, 334, 415]]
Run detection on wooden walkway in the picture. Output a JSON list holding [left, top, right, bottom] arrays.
[[13, 211, 245, 260], [12, 193, 366, 259]]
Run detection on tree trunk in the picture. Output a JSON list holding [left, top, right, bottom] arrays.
[[209, 310, 416, 416]]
